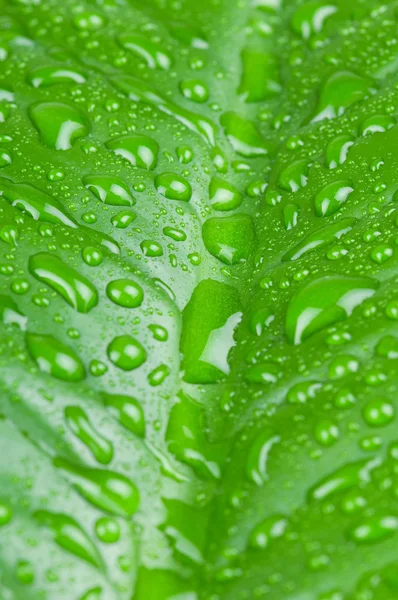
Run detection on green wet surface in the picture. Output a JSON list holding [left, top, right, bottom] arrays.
[[0, 0, 398, 599]]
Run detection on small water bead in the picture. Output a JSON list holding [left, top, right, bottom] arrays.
[[73, 12, 106, 30], [163, 226, 187, 242], [82, 246, 103, 266], [107, 335, 146, 371], [179, 79, 209, 103], [314, 420, 339, 447], [82, 211, 97, 224], [176, 146, 193, 164], [0, 224, 18, 245], [89, 360, 108, 377], [328, 354, 359, 379], [155, 172, 192, 202], [11, 278, 30, 295], [362, 398, 395, 427], [370, 244, 393, 264], [334, 388, 356, 409], [106, 279, 144, 309], [95, 517, 120, 543], [360, 435, 382, 452], [148, 364, 170, 386], [47, 168, 65, 181], [140, 240, 163, 257], [148, 324, 168, 341], [111, 210, 136, 229], [0, 147, 12, 167], [238, 49, 281, 103], [27, 333, 86, 381], [314, 181, 354, 217], [348, 515, 398, 544]]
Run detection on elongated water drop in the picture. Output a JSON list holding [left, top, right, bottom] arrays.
[[118, 34, 172, 70], [286, 275, 379, 344], [26, 333, 86, 381], [65, 406, 113, 464], [54, 458, 139, 516], [29, 252, 98, 313], [102, 393, 145, 437], [27, 65, 86, 88], [34, 511, 103, 568]]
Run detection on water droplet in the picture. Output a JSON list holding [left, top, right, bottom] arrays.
[[28, 65, 86, 88], [83, 175, 135, 206], [155, 172, 192, 202], [29, 102, 89, 150], [286, 275, 378, 344], [35, 510, 103, 568], [363, 398, 395, 427], [95, 517, 120, 543], [106, 279, 144, 308], [0, 147, 12, 167], [179, 79, 209, 103], [65, 406, 113, 464], [310, 71, 375, 123], [209, 177, 242, 211], [26, 333, 86, 381], [54, 458, 139, 516], [291, 1, 337, 40], [111, 210, 136, 228], [107, 335, 147, 371], [249, 514, 287, 549], [283, 218, 356, 261], [181, 279, 242, 383], [220, 112, 268, 157], [118, 34, 172, 70], [314, 181, 354, 217], [202, 214, 255, 265], [29, 252, 98, 313], [102, 393, 145, 437], [246, 431, 280, 486], [326, 134, 354, 169], [82, 246, 103, 266], [106, 135, 158, 170]]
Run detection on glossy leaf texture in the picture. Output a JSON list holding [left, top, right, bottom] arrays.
[[0, 0, 398, 599]]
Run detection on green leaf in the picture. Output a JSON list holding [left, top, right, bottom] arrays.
[[0, 0, 398, 599]]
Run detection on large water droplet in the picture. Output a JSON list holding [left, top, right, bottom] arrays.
[[202, 214, 255, 265], [286, 275, 379, 344], [29, 252, 98, 313], [54, 458, 139, 516], [29, 102, 90, 150]]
